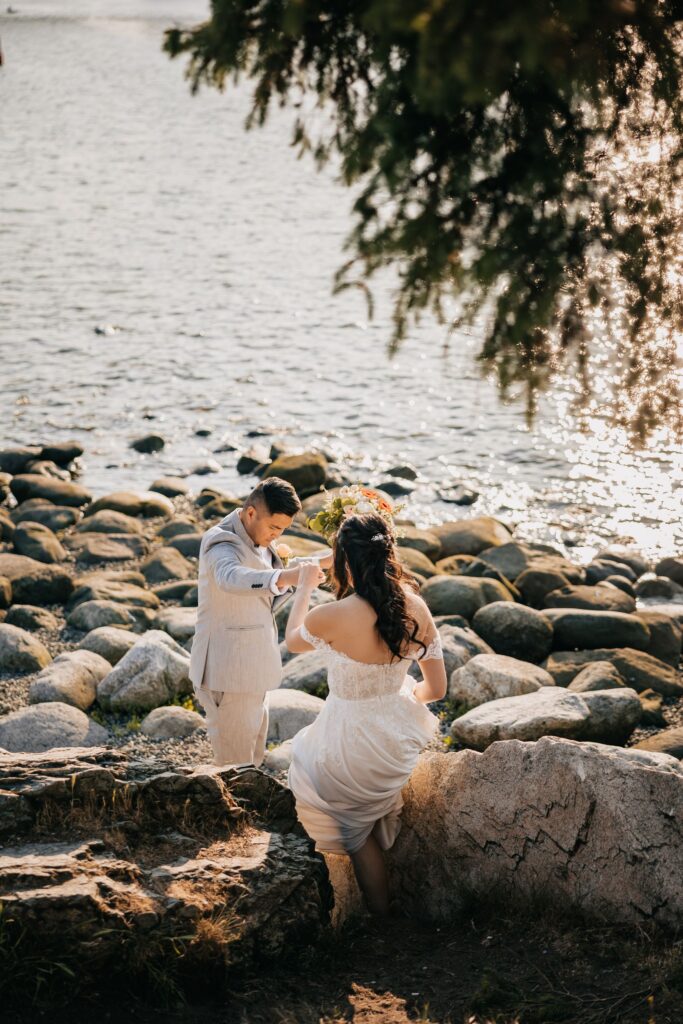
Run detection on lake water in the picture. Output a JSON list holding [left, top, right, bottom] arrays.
[[1, 0, 681, 560]]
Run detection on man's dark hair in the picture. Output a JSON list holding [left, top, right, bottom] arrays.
[[245, 477, 301, 517]]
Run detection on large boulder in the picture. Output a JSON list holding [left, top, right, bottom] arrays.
[[154, 606, 197, 644], [450, 687, 641, 748], [13, 521, 66, 564], [0, 576, 11, 609], [478, 543, 584, 585], [387, 738, 683, 927], [515, 567, 571, 608], [40, 440, 84, 466], [420, 575, 513, 619], [29, 650, 111, 711], [431, 517, 512, 558], [567, 661, 626, 692], [471, 602, 553, 663], [409, 623, 493, 682], [397, 547, 440, 579], [150, 476, 192, 498], [167, 533, 202, 558], [280, 650, 328, 694], [77, 626, 137, 665], [0, 623, 52, 673], [543, 608, 651, 652], [84, 491, 174, 519], [275, 589, 334, 638], [266, 689, 325, 742], [9, 474, 91, 508], [449, 653, 555, 707], [0, 446, 42, 475], [74, 510, 143, 535], [11, 500, 82, 532], [141, 546, 194, 584], [0, 554, 73, 605], [5, 604, 58, 632], [67, 600, 154, 633], [543, 583, 636, 613], [140, 705, 205, 739], [633, 727, 683, 759], [96, 632, 192, 711], [544, 648, 683, 696], [636, 574, 683, 600], [635, 610, 682, 667], [0, 751, 331, 987], [596, 545, 649, 578], [65, 533, 148, 565], [654, 556, 683, 587], [68, 574, 158, 609], [262, 453, 327, 499], [396, 527, 441, 561], [0, 703, 108, 752]]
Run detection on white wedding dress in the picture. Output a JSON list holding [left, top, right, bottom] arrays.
[[287, 624, 443, 855]]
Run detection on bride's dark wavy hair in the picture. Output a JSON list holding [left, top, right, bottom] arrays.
[[332, 512, 426, 662]]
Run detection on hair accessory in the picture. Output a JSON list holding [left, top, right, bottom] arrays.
[[370, 533, 386, 543]]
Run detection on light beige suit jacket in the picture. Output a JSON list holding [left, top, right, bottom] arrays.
[[189, 508, 302, 694]]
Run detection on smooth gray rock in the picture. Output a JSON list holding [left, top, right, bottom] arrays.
[[0, 623, 52, 673], [9, 474, 91, 508], [140, 705, 205, 738], [5, 605, 59, 632], [266, 689, 325, 742], [398, 546, 441, 578], [431, 517, 512, 559], [636, 575, 683, 601], [150, 477, 191, 498], [396, 527, 441, 561], [543, 583, 636, 613], [68, 575, 158, 610], [636, 610, 682, 667], [567, 661, 625, 692], [97, 632, 192, 711], [471, 602, 553, 663], [156, 517, 198, 539], [449, 653, 555, 707], [77, 626, 137, 665], [420, 575, 513, 619], [0, 554, 73, 605], [141, 546, 194, 584], [0, 703, 108, 752], [40, 440, 84, 466], [595, 545, 649, 578], [67, 600, 153, 633], [13, 521, 66, 564], [131, 434, 165, 454], [74, 510, 143, 535], [84, 491, 174, 519], [544, 648, 683, 696], [280, 650, 328, 694], [154, 606, 197, 644], [167, 533, 201, 558], [634, 726, 683, 759], [263, 739, 294, 772], [450, 686, 640, 748], [10, 499, 81, 532], [543, 608, 651, 652], [66, 532, 148, 565], [29, 650, 111, 711], [654, 556, 683, 587], [262, 452, 327, 499]]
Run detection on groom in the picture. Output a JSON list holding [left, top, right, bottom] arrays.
[[190, 477, 330, 767]]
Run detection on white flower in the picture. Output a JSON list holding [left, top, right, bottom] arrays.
[[356, 500, 374, 514]]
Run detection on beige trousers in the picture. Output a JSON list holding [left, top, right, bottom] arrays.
[[195, 686, 269, 767]]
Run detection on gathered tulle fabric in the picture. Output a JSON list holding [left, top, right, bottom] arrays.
[[287, 624, 442, 855]]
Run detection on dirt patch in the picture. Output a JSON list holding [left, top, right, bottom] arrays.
[[9, 905, 683, 1024]]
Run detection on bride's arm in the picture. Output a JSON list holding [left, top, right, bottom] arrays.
[[284, 562, 325, 652]]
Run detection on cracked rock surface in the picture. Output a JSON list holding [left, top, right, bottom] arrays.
[[387, 736, 683, 929]]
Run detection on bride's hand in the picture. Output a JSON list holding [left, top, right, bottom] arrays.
[[298, 561, 325, 591]]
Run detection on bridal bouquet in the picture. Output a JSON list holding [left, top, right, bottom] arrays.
[[307, 485, 403, 541]]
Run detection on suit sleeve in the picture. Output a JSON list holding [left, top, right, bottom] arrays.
[[206, 544, 281, 595]]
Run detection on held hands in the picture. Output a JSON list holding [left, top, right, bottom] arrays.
[[298, 560, 326, 591]]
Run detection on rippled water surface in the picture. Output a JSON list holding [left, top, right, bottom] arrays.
[[1, 0, 682, 559]]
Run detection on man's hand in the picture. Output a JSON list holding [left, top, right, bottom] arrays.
[[278, 562, 325, 591]]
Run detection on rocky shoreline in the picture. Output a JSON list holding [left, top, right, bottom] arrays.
[[1, 438, 682, 1008]]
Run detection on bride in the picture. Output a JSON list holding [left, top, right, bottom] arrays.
[[285, 511, 447, 915]]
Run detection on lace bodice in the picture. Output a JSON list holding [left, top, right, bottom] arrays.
[[300, 624, 442, 701]]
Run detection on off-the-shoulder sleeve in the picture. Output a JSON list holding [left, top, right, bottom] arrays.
[[417, 633, 443, 661], [300, 623, 329, 652]]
